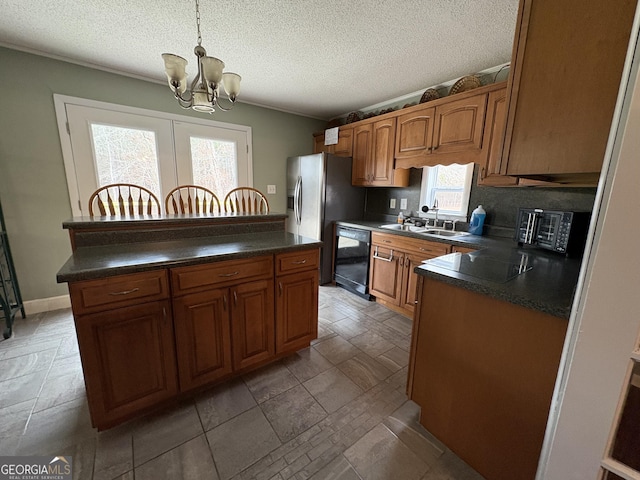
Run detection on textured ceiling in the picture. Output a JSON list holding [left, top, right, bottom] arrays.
[[0, 0, 519, 120]]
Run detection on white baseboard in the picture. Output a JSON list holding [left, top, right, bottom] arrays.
[[23, 295, 71, 315]]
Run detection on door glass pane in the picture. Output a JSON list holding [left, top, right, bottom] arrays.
[[190, 137, 237, 194], [91, 124, 161, 195]]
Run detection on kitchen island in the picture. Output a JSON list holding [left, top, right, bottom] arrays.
[[57, 213, 322, 430]]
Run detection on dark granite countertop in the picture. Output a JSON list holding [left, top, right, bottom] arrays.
[[336, 220, 582, 319], [57, 230, 322, 283]]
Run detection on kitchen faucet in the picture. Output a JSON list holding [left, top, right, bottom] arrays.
[[431, 199, 439, 226]]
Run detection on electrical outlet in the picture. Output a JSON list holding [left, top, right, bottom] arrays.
[[267, 185, 276, 194], [389, 198, 396, 209], [400, 198, 408, 210]]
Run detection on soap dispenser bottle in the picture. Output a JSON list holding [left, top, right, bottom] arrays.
[[469, 205, 486, 235], [397, 211, 405, 224]]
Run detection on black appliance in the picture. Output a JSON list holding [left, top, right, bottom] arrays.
[[334, 225, 372, 299], [516, 208, 590, 256]]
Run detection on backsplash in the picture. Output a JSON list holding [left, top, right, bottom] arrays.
[[364, 166, 597, 232]]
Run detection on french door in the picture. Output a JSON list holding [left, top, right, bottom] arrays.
[[55, 95, 252, 216]]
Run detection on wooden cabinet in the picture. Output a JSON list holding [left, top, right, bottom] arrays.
[[275, 249, 320, 353], [500, 0, 636, 183], [395, 90, 490, 169], [171, 255, 274, 389], [230, 279, 275, 370], [477, 87, 518, 186], [369, 232, 450, 316], [352, 118, 409, 187], [71, 271, 177, 430], [313, 129, 353, 157], [173, 289, 232, 391], [408, 277, 567, 480]]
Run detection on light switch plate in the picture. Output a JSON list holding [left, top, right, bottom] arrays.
[[267, 185, 276, 194], [400, 198, 408, 210], [390, 198, 396, 209]]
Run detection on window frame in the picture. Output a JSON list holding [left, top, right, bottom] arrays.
[[419, 163, 474, 221], [54, 94, 253, 216]]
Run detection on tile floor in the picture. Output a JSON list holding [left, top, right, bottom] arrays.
[[0, 285, 485, 480]]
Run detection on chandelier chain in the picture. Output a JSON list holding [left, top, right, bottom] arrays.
[[195, 0, 202, 46]]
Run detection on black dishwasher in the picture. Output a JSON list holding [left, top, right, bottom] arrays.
[[334, 225, 372, 299]]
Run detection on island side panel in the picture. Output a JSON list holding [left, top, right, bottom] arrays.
[[409, 277, 567, 480]]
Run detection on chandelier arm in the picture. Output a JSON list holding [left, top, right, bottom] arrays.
[[214, 95, 236, 111]]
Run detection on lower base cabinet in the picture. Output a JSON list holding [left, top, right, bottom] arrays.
[[230, 279, 275, 371], [173, 289, 233, 392], [75, 300, 178, 430], [69, 249, 319, 430], [276, 270, 319, 352], [369, 232, 451, 316]]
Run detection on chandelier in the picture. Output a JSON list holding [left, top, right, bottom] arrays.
[[161, 0, 241, 113]]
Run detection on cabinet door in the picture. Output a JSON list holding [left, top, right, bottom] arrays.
[[333, 128, 354, 157], [276, 270, 319, 353], [432, 93, 487, 159], [352, 123, 373, 185], [478, 88, 518, 186], [231, 280, 275, 371], [395, 106, 435, 159], [400, 252, 424, 313], [313, 133, 330, 154], [369, 245, 403, 305], [173, 289, 233, 391], [502, 0, 635, 179], [370, 118, 397, 186], [75, 301, 177, 429]]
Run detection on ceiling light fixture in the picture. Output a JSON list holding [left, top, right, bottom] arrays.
[[161, 0, 241, 113]]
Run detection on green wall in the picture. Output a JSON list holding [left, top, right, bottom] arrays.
[[0, 47, 325, 302]]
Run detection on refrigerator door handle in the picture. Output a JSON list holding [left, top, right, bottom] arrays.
[[295, 176, 302, 225]]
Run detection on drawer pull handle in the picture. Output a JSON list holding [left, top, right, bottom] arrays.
[[109, 288, 140, 296], [279, 282, 283, 296], [223, 294, 227, 310], [233, 291, 238, 305], [373, 246, 394, 262], [291, 259, 307, 265], [218, 271, 240, 277]]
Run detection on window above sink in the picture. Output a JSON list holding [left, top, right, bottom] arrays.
[[421, 163, 474, 221]]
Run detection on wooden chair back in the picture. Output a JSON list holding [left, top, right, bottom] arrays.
[[223, 187, 270, 214], [165, 185, 221, 215], [88, 183, 161, 216]]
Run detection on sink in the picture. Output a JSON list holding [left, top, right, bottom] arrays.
[[422, 229, 471, 237], [379, 224, 428, 233]]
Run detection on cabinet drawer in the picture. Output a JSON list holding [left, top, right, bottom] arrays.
[[69, 270, 169, 315], [275, 249, 320, 275], [171, 255, 273, 296], [372, 232, 451, 257]]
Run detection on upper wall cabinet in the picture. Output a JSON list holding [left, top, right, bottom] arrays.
[[500, 0, 636, 184], [313, 128, 353, 157], [478, 87, 518, 186], [395, 90, 489, 169], [352, 118, 409, 187]]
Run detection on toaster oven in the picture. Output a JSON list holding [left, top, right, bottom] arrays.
[[516, 208, 591, 256]]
